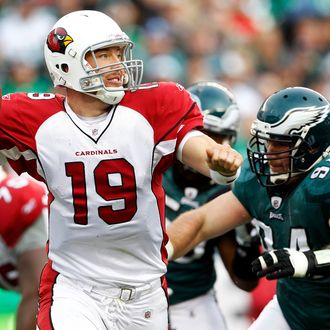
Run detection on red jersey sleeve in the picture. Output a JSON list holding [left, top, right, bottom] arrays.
[[152, 82, 204, 147], [0, 175, 46, 247], [0, 92, 65, 179], [121, 82, 204, 148]]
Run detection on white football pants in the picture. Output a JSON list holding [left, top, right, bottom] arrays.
[[248, 295, 290, 330], [38, 273, 168, 330], [169, 290, 227, 330]]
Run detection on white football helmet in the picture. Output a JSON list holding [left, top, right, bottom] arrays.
[[44, 10, 143, 104]]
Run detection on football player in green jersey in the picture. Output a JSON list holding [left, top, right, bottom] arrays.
[[167, 86, 330, 330], [165, 82, 260, 330]]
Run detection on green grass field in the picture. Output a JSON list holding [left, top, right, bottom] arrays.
[[0, 289, 20, 330]]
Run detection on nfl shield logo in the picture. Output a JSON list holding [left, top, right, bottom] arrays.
[[184, 187, 198, 200], [271, 196, 282, 209]]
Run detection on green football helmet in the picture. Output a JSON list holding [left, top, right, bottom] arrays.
[[247, 86, 330, 186], [187, 81, 240, 146], [172, 81, 240, 190]]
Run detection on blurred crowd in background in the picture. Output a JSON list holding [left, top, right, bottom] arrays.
[[0, 0, 329, 329], [1, 0, 330, 152]]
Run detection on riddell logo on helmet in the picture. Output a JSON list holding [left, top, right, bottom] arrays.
[[47, 27, 73, 54]]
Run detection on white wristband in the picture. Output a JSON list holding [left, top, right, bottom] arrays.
[[286, 249, 309, 277], [166, 240, 174, 261], [209, 167, 241, 185]]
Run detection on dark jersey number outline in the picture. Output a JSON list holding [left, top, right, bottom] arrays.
[[65, 159, 137, 225]]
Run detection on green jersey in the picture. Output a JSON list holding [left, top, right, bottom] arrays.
[[233, 157, 330, 330], [164, 167, 229, 305]]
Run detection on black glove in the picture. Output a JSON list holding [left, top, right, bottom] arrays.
[[251, 248, 330, 279]]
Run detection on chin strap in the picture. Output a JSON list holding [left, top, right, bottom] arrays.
[[95, 89, 125, 105], [269, 171, 290, 184], [85, 88, 125, 105]]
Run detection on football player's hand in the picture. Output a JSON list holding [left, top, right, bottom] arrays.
[[251, 248, 314, 279], [206, 144, 243, 177]]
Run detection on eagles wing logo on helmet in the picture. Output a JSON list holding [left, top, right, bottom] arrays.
[[46, 27, 73, 54], [277, 105, 330, 134]]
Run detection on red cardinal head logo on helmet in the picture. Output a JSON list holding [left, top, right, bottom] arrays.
[[47, 27, 73, 54]]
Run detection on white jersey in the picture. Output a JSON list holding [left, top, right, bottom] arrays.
[[0, 82, 203, 286]]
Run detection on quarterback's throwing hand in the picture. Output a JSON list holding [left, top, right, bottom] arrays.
[[206, 144, 243, 176]]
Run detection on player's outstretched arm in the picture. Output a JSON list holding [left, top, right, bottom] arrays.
[[180, 133, 243, 185], [251, 247, 330, 280], [167, 190, 251, 260], [16, 247, 47, 330], [219, 224, 260, 292], [15, 200, 48, 330]]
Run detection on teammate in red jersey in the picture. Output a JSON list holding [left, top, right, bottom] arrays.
[[0, 10, 242, 330], [0, 167, 47, 330]]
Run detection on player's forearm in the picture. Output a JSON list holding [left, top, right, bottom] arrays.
[[305, 247, 330, 276], [231, 244, 260, 291], [16, 295, 38, 330], [180, 134, 216, 177], [180, 134, 242, 183], [167, 209, 206, 260], [232, 274, 259, 292], [218, 233, 259, 292], [167, 191, 249, 260]]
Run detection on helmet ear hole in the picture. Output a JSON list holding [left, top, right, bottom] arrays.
[[61, 63, 69, 73]]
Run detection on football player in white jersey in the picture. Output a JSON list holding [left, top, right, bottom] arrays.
[[0, 166, 48, 330], [0, 10, 242, 330]]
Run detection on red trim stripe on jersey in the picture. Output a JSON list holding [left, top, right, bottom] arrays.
[[151, 153, 173, 267], [37, 260, 59, 330]]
